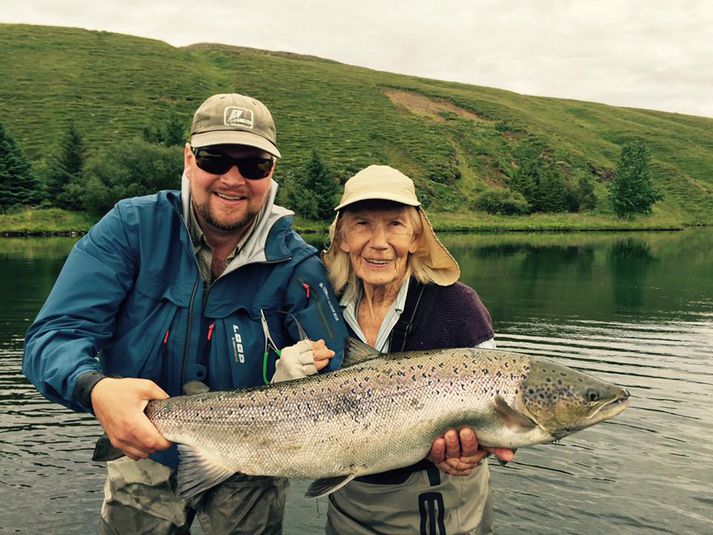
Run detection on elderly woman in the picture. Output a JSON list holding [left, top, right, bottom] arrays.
[[321, 165, 512, 535]]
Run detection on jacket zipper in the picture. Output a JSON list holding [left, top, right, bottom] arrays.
[[180, 276, 200, 389], [176, 202, 207, 391]]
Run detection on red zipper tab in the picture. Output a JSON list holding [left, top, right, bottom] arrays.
[[163, 330, 170, 344], [302, 283, 310, 300], [207, 322, 215, 341]]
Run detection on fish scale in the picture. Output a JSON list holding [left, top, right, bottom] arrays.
[[137, 345, 629, 498]]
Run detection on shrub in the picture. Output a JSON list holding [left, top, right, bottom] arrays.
[[609, 141, 662, 219], [576, 175, 597, 211], [81, 139, 183, 215], [473, 188, 530, 215]]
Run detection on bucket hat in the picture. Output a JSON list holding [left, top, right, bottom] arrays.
[[330, 165, 460, 286]]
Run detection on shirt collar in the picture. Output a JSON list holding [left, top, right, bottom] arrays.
[[339, 276, 411, 352], [339, 277, 410, 311]]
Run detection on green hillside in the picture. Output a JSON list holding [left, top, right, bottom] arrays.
[[1, 23, 713, 226]]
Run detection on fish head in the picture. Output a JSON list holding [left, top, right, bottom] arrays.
[[520, 359, 630, 441]]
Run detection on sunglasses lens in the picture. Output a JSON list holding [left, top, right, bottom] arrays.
[[194, 150, 273, 179], [195, 151, 232, 174], [239, 157, 274, 179]]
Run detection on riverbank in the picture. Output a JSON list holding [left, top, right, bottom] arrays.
[[428, 212, 687, 232], [0, 207, 689, 236], [0, 209, 96, 236]]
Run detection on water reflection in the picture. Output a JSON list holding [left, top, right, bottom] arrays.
[[440, 229, 713, 325], [2, 229, 713, 534], [608, 238, 657, 308]]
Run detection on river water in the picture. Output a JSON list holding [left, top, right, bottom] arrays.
[[1, 229, 712, 534]]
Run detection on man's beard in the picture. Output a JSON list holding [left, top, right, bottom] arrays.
[[195, 201, 260, 233]]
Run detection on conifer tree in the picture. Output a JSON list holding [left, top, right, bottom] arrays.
[[142, 113, 186, 147], [163, 113, 186, 147], [46, 121, 86, 210], [538, 171, 567, 213], [303, 150, 340, 220], [0, 123, 42, 210]]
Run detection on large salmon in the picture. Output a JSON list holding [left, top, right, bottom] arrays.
[[94, 339, 630, 498]]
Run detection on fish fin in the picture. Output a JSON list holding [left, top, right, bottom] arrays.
[[341, 337, 382, 368], [305, 474, 356, 498], [92, 433, 125, 462], [493, 396, 538, 431], [175, 444, 236, 498]]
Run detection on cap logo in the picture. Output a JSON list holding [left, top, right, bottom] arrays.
[[224, 107, 254, 129]]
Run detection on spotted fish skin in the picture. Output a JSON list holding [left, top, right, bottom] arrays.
[[143, 347, 629, 497]]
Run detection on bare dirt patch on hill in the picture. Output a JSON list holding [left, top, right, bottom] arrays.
[[384, 89, 485, 124]]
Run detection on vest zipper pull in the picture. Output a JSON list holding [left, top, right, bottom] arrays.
[[162, 330, 170, 356]]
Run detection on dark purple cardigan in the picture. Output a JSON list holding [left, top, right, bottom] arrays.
[[397, 281, 494, 351]]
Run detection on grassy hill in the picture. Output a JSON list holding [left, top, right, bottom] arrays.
[[2, 23, 713, 227]]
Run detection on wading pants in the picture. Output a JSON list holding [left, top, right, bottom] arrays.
[[326, 462, 492, 535], [100, 457, 288, 535]]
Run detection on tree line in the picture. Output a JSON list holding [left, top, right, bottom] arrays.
[[0, 119, 661, 220], [472, 140, 661, 219]]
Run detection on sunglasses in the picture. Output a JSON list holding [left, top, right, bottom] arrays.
[[191, 147, 274, 179]]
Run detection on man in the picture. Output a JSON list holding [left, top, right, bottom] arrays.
[[23, 93, 347, 534]]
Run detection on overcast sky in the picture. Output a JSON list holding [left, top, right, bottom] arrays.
[[4, 0, 713, 117]]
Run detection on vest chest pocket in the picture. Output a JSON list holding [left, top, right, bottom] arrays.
[[202, 305, 279, 390]]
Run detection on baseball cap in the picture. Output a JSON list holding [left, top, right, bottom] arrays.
[[190, 93, 281, 158], [330, 165, 461, 286]]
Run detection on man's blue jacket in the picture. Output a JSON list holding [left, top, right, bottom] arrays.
[[23, 186, 346, 466]]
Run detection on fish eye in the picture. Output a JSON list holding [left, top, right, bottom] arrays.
[[585, 389, 600, 402]]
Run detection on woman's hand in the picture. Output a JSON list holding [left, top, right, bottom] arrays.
[[427, 428, 515, 476], [310, 339, 336, 372], [271, 339, 335, 383]]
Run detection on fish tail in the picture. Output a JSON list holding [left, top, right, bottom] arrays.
[[92, 433, 125, 462]]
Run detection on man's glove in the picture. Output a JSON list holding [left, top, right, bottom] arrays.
[[271, 340, 318, 383]]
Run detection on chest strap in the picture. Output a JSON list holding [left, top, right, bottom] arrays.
[[389, 278, 426, 352]]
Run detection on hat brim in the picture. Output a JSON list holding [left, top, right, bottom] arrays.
[[414, 209, 460, 286], [191, 130, 281, 158], [334, 192, 420, 211]]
